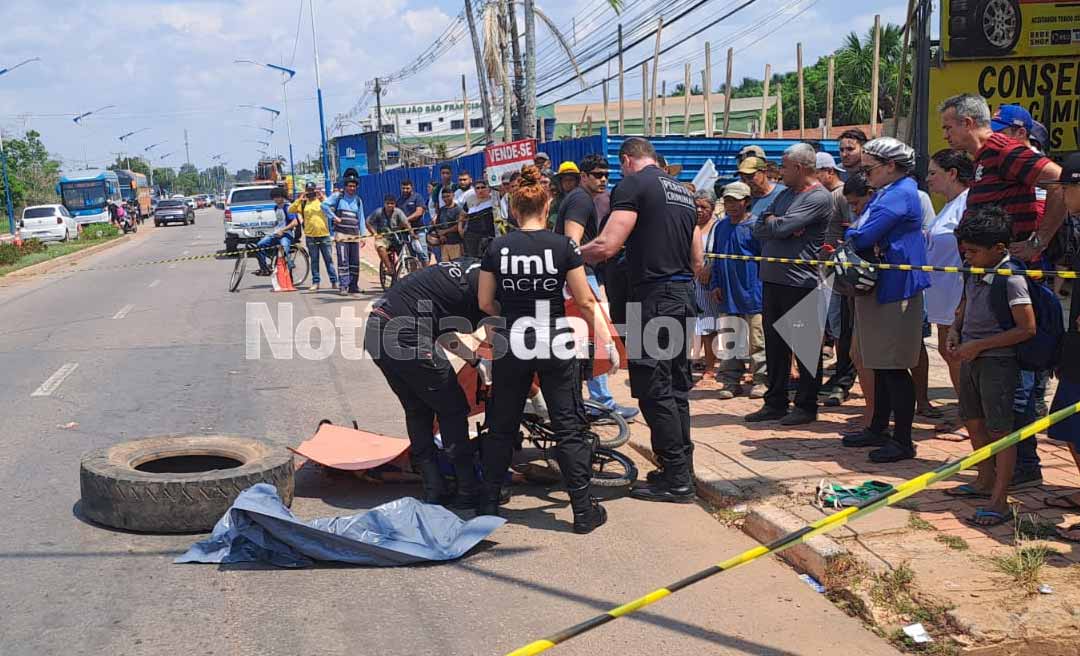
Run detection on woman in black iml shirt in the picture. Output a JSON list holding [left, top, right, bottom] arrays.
[[478, 165, 618, 534]]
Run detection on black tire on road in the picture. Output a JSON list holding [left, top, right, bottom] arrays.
[[79, 435, 294, 533]]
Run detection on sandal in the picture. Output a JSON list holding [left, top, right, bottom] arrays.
[[944, 484, 991, 498], [1056, 523, 1080, 543], [967, 508, 1010, 527], [1044, 495, 1080, 511], [916, 406, 945, 419]]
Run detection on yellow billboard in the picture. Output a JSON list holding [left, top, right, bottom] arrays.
[[929, 57, 1080, 154], [942, 0, 1080, 59]]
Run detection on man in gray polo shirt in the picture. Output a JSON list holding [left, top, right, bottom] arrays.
[[746, 143, 833, 426]]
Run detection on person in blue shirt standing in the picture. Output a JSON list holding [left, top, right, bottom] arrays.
[[709, 181, 766, 398], [397, 179, 429, 266], [841, 137, 930, 463], [322, 168, 365, 295]]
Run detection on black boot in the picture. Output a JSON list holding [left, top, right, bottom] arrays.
[[569, 485, 607, 534], [476, 482, 502, 517], [448, 461, 484, 511], [630, 461, 695, 504], [417, 460, 450, 505]]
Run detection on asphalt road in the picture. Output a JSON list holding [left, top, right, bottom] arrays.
[[0, 209, 899, 656]]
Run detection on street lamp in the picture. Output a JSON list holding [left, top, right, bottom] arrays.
[[241, 125, 275, 136], [308, 0, 332, 194], [235, 59, 298, 185], [117, 128, 150, 170], [72, 105, 116, 125], [1, 56, 41, 234], [237, 104, 281, 118], [244, 140, 271, 148]]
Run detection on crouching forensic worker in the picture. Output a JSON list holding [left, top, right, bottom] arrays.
[[477, 165, 618, 534], [363, 258, 490, 508]]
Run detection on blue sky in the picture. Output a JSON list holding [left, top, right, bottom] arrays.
[[0, 0, 907, 173]]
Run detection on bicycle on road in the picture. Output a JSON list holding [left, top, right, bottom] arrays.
[[379, 236, 423, 291], [228, 230, 310, 292]]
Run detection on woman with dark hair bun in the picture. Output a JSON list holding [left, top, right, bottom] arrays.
[[925, 149, 974, 392], [476, 165, 618, 534]]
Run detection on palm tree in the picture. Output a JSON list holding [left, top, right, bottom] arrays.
[[834, 24, 906, 124]]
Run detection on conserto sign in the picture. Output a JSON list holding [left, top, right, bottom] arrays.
[[384, 101, 481, 115]]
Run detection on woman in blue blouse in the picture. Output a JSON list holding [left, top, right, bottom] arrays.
[[842, 138, 930, 463]]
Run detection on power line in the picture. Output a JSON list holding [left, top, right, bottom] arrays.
[[289, 0, 305, 67]]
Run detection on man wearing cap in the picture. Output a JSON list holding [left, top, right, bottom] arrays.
[[534, 152, 553, 176], [581, 137, 704, 503], [815, 151, 858, 406], [746, 142, 832, 426], [738, 156, 786, 217], [737, 144, 766, 163], [940, 94, 1069, 489], [556, 156, 640, 421], [710, 181, 766, 398]]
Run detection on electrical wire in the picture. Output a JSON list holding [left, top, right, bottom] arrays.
[[289, 0, 305, 67]]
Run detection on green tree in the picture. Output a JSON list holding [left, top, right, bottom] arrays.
[[152, 167, 176, 194], [235, 169, 254, 183], [107, 156, 151, 176], [175, 163, 200, 195], [0, 130, 61, 217]]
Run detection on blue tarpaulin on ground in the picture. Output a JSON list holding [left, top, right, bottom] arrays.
[[175, 484, 505, 568]]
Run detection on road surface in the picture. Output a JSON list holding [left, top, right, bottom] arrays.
[[0, 209, 899, 656]]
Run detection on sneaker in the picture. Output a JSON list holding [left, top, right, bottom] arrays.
[[748, 384, 767, 399], [613, 404, 640, 420], [253, 269, 272, 277], [716, 388, 735, 400], [338, 287, 347, 296], [842, 429, 891, 448], [744, 405, 788, 422], [869, 442, 916, 463], [822, 387, 849, 407], [779, 408, 817, 426], [307, 282, 320, 291]]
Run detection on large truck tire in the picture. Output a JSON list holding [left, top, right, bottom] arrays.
[[79, 435, 294, 533]]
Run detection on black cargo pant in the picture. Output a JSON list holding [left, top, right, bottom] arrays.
[[483, 346, 591, 492], [363, 316, 473, 470], [762, 282, 824, 413], [824, 294, 857, 392], [627, 280, 695, 487]]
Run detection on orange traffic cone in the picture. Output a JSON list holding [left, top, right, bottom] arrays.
[[13, 232, 23, 248], [271, 254, 297, 292]]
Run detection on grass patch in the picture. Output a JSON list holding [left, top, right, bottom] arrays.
[[711, 507, 747, 527], [871, 563, 917, 611], [908, 514, 935, 531], [1016, 514, 1060, 541], [935, 534, 969, 551], [0, 234, 119, 276], [824, 552, 869, 589], [990, 545, 1051, 592]]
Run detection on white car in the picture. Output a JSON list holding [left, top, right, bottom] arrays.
[[224, 184, 280, 252], [19, 204, 79, 242]]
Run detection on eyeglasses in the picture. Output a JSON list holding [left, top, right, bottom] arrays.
[[738, 171, 758, 180], [585, 170, 609, 179], [861, 161, 886, 173]]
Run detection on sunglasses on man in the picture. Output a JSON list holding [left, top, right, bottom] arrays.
[[585, 170, 609, 179]]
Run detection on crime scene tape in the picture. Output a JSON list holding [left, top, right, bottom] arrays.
[[705, 252, 1078, 279], [505, 399, 1080, 656]]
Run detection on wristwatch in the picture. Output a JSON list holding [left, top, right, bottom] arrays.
[[1028, 233, 1043, 251]]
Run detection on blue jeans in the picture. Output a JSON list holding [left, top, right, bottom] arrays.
[[410, 228, 429, 262], [306, 236, 337, 284], [255, 233, 291, 272], [586, 273, 616, 408], [1013, 368, 1049, 476]]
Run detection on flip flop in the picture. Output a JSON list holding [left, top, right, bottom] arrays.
[[1044, 495, 1080, 511], [1056, 523, 1080, 543], [944, 484, 991, 498], [916, 406, 945, 419], [967, 508, 1010, 527]]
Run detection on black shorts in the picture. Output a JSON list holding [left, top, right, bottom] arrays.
[[958, 356, 1020, 434]]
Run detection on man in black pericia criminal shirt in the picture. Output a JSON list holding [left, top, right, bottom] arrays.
[[581, 137, 704, 503]]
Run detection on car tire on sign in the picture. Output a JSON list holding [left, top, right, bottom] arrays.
[[79, 435, 294, 533]]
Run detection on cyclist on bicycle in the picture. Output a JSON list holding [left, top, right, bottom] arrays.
[[366, 195, 416, 280], [362, 258, 490, 508], [253, 187, 299, 276], [477, 165, 619, 534]]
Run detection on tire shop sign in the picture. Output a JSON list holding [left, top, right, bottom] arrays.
[[941, 0, 1079, 59], [484, 138, 537, 186]]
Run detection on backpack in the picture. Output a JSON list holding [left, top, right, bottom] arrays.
[[989, 259, 1064, 371]]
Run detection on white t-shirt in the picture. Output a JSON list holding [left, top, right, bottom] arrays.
[[924, 189, 968, 325]]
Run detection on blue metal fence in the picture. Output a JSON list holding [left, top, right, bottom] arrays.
[[355, 130, 839, 215]]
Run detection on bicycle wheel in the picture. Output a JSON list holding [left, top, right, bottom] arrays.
[[584, 399, 631, 449], [289, 246, 310, 286], [544, 447, 637, 488], [228, 250, 247, 292]]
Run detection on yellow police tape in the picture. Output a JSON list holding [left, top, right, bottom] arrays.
[[705, 252, 1078, 279], [505, 399, 1080, 656]]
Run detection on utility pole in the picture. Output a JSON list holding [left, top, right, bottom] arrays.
[[310, 0, 332, 193], [617, 24, 625, 135], [184, 129, 191, 165], [507, 0, 525, 137], [464, 0, 495, 143], [500, 0, 513, 142], [462, 75, 472, 151], [374, 77, 385, 171], [523, 0, 537, 139]]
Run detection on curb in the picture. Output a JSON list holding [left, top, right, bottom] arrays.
[[629, 436, 849, 585], [2, 233, 134, 280]]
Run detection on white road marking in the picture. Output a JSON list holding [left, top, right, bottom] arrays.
[[31, 363, 79, 397], [168, 263, 177, 270], [182, 250, 190, 255], [148, 279, 160, 288], [112, 304, 135, 319]]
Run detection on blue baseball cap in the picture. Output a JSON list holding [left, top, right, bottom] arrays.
[[1029, 120, 1050, 154], [991, 104, 1033, 133]]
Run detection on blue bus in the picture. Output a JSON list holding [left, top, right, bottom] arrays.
[[57, 170, 122, 225]]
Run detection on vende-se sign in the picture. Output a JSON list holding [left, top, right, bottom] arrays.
[[484, 138, 538, 185]]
